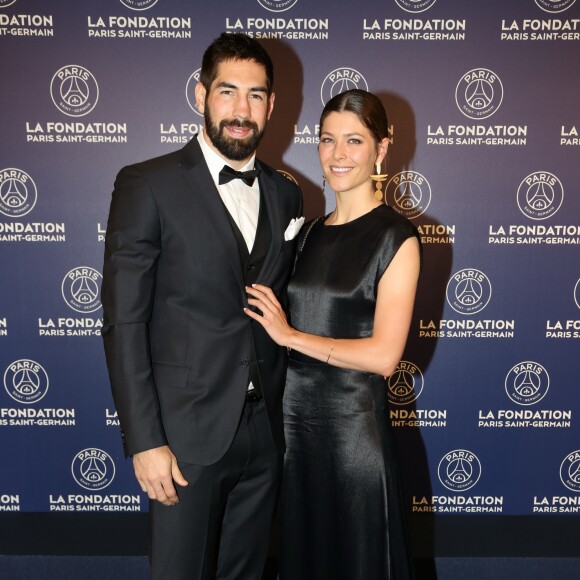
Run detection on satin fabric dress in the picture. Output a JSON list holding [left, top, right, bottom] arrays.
[[279, 205, 418, 580]]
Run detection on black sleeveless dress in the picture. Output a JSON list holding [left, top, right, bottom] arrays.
[[279, 204, 418, 580]]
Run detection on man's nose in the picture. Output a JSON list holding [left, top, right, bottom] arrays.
[[233, 95, 251, 119]]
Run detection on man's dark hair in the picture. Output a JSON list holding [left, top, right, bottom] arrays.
[[200, 33, 274, 94], [320, 89, 389, 144]]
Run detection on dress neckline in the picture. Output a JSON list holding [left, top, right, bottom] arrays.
[[323, 204, 384, 227]]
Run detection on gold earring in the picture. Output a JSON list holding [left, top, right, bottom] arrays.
[[370, 162, 388, 202]]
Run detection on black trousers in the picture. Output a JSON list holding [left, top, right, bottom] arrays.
[[150, 398, 281, 580]]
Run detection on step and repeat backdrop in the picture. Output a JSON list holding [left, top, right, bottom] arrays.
[[1, 0, 579, 520]]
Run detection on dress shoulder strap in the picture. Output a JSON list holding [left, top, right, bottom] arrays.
[[298, 216, 323, 253]]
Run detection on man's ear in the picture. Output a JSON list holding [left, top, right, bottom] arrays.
[[195, 82, 206, 113], [266, 92, 275, 120]]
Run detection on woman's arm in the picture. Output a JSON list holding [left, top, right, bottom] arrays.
[[245, 236, 420, 377]]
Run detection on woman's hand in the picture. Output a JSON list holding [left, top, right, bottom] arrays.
[[244, 284, 295, 347]]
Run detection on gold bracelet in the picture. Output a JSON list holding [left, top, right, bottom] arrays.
[[326, 346, 334, 364]]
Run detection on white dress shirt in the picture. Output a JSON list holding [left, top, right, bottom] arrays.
[[197, 132, 260, 252]]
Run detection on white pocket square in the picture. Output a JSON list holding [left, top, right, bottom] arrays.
[[284, 216, 305, 241]]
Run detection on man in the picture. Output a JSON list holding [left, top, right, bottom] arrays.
[[101, 33, 303, 580]]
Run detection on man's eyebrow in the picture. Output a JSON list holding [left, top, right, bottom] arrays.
[[216, 81, 268, 93]]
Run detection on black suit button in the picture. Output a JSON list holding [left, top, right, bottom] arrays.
[[241, 359, 250, 367], [247, 264, 255, 271]]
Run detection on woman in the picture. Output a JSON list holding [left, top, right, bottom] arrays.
[[245, 89, 420, 579]]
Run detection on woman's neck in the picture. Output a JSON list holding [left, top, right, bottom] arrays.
[[326, 188, 382, 225]]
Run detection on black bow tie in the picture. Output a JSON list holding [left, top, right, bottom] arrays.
[[218, 165, 260, 187]]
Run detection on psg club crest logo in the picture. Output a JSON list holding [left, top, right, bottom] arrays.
[[438, 449, 482, 492], [455, 68, 503, 120], [277, 170, 299, 185], [321, 68, 368, 106], [395, 0, 438, 13], [72, 448, 115, 491], [505, 361, 550, 406], [0, 0, 18, 8], [61, 267, 102, 313], [387, 361, 424, 405], [446, 268, 492, 315], [120, 0, 159, 10], [256, 0, 299, 12], [517, 171, 564, 221], [0, 168, 38, 218], [386, 171, 431, 220], [560, 450, 580, 492], [4, 359, 49, 405], [50, 65, 99, 118], [534, 0, 576, 14], [185, 69, 203, 117], [574, 279, 580, 310]]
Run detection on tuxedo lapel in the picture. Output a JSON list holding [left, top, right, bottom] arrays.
[[255, 163, 283, 284], [178, 139, 245, 290]]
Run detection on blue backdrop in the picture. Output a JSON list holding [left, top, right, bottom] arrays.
[[0, 0, 579, 521]]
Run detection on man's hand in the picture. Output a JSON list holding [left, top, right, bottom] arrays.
[[133, 445, 188, 506]]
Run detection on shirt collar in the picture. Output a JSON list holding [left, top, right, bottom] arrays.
[[197, 131, 256, 186]]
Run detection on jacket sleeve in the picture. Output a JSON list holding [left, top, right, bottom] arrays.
[[101, 165, 167, 457]]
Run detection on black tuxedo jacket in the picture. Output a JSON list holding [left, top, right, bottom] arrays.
[[101, 138, 302, 465]]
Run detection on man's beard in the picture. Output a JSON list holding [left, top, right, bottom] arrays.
[[204, 107, 265, 162]]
